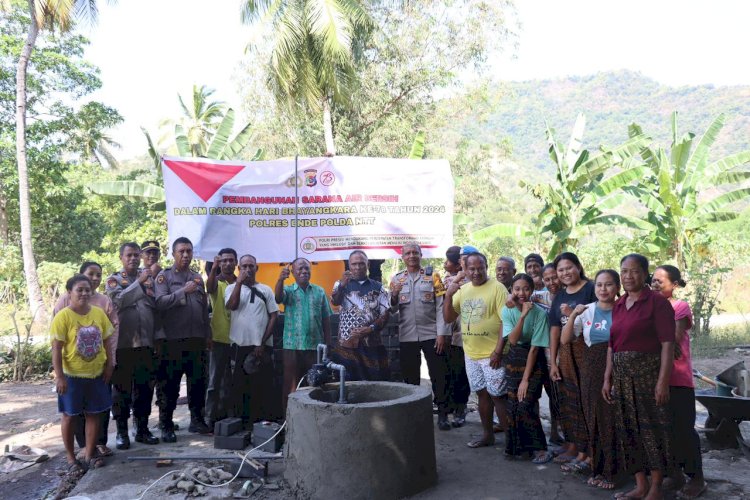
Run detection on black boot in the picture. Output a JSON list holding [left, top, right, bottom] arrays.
[[159, 413, 177, 443], [134, 417, 159, 445], [188, 412, 211, 434], [115, 419, 131, 449], [437, 410, 451, 431]]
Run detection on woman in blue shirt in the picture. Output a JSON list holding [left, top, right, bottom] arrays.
[[501, 274, 552, 464]]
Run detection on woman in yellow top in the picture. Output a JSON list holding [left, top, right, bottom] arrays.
[[51, 275, 115, 474]]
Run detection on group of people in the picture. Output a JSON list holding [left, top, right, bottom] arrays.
[[49, 237, 708, 499], [436, 247, 706, 500]]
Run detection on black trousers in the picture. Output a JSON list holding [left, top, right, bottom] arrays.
[[111, 347, 156, 421], [230, 345, 274, 424], [157, 338, 207, 422], [669, 386, 703, 477], [400, 340, 448, 411], [205, 341, 232, 424], [446, 345, 470, 409]]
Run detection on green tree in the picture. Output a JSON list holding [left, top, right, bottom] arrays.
[[625, 112, 750, 269], [7, 0, 108, 319], [240, 0, 373, 154], [1, 4, 119, 305], [521, 113, 652, 260]]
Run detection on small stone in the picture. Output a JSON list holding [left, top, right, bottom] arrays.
[[177, 480, 195, 492], [194, 485, 207, 496], [216, 469, 233, 481]]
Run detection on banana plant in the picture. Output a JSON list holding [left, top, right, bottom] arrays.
[[88, 114, 262, 210], [521, 113, 652, 260], [623, 112, 750, 269]]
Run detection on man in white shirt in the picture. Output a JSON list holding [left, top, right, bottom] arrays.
[[225, 254, 279, 426]]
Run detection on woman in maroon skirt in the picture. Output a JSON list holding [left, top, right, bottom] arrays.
[[604, 254, 675, 500]]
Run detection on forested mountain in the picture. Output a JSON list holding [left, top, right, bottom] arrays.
[[458, 70, 750, 174]]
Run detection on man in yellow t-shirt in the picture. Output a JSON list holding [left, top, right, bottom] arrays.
[[444, 252, 508, 449], [205, 248, 237, 428]]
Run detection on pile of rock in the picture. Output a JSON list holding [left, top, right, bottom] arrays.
[[165, 466, 234, 497]]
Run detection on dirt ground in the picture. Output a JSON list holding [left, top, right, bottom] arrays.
[[0, 350, 748, 500]]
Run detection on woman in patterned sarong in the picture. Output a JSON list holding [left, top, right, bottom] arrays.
[[548, 253, 595, 469], [501, 274, 552, 463], [604, 254, 675, 500], [562, 270, 621, 490]]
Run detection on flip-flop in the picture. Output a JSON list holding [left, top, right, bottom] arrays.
[[553, 453, 576, 464], [531, 450, 554, 464], [587, 475, 603, 487], [613, 493, 643, 499], [560, 459, 582, 472], [598, 479, 615, 490], [466, 439, 495, 448]]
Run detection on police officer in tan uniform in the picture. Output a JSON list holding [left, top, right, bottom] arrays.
[[106, 242, 161, 449], [154, 237, 211, 441], [389, 242, 452, 430]]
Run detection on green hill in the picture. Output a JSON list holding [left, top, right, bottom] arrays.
[[463, 70, 750, 173]]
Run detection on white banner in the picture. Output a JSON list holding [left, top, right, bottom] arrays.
[[162, 156, 454, 262]]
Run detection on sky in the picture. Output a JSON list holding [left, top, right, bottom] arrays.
[[80, 0, 750, 159]]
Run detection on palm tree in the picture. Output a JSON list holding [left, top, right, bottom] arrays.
[[10, 0, 107, 320], [160, 84, 226, 157], [240, 0, 372, 154], [70, 102, 124, 169]]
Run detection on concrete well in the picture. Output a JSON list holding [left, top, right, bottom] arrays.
[[284, 381, 436, 499]]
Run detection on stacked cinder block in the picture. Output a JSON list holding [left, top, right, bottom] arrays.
[[213, 418, 251, 450]]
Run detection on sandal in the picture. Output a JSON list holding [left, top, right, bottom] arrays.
[[85, 455, 106, 469], [96, 445, 113, 457], [467, 439, 495, 448], [531, 450, 554, 464], [560, 459, 582, 472], [66, 460, 87, 477]]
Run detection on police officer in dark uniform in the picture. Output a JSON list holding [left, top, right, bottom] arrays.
[[105, 242, 161, 448], [389, 242, 452, 429], [154, 237, 212, 441]]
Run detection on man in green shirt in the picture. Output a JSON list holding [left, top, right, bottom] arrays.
[[205, 248, 237, 428], [275, 258, 332, 415]]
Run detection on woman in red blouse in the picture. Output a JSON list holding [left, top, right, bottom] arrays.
[[603, 254, 675, 500]]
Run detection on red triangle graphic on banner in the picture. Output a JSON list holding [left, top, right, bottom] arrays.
[[164, 159, 245, 202]]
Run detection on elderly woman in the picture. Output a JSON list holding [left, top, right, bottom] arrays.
[[604, 254, 675, 500], [54, 261, 118, 458], [51, 275, 115, 474]]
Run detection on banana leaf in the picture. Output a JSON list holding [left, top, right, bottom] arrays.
[[408, 131, 426, 160], [205, 108, 236, 159], [87, 181, 165, 202]]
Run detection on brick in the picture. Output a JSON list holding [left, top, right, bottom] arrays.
[[215, 418, 243, 437], [252, 422, 285, 453], [214, 431, 251, 450]]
